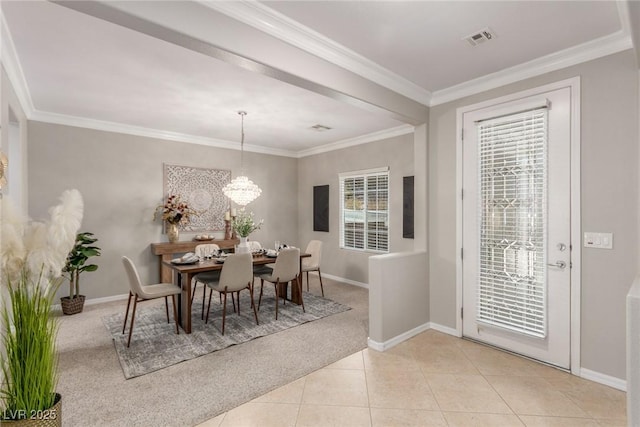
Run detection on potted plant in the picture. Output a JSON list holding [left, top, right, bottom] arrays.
[[1, 189, 84, 425], [60, 232, 101, 315], [232, 210, 263, 253]]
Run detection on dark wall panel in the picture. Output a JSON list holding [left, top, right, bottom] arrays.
[[313, 185, 329, 232], [403, 176, 414, 239]]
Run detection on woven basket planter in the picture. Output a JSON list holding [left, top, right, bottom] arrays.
[[2, 393, 61, 426], [60, 295, 85, 315]]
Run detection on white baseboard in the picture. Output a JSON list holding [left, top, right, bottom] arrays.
[[580, 368, 627, 391], [367, 322, 431, 352], [428, 322, 461, 337], [320, 272, 368, 289], [85, 293, 130, 305], [52, 293, 129, 311]]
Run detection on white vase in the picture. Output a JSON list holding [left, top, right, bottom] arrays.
[[237, 236, 250, 253]]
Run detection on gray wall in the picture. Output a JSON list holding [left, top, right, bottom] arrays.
[[429, 50, 639, 380], [297, 134, 415, 284], [27, 122, 298, 300]]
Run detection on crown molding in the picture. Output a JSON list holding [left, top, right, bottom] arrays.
[[296, 124, 414, 158], [200, 0, 432, 106], [1, 12, 35, 115], [430, 30, 633, 106], [30, 109, 412, 159], [29, 110, 299, 158]]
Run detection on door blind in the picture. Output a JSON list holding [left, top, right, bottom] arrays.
[[477, 108, 548, 338]]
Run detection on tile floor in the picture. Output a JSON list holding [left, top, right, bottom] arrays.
[[195, 329, 627, 426]]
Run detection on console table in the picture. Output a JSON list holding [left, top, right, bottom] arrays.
[[150, 239, 238, 283]]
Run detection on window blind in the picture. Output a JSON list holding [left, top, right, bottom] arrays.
[[477, 108, 548, 338], [340, 168, 389, 252]]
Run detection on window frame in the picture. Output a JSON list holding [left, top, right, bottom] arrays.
[[339, 166, 390, 253]]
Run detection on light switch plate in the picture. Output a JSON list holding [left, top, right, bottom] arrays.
[[584, 232, 613, 249]]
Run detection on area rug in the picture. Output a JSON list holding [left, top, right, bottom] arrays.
[[102, 287, 351, 379]]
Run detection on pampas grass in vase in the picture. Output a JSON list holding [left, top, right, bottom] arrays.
[[1, 189, 83, 423]]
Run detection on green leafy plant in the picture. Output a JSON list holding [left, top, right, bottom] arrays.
[[232, 210, 264, 238], [63, 232, 101, 299]]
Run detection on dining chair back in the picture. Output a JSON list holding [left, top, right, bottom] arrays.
[[122, 255, 146, 297], [258, 247, 304, 320], [218, 252, 253, 293], [302, 240, 324, 296], [192, 243, 222, 319], [246, 240, 262, 251], [205, 252, 258, 334], [270, 247, 300, 283], [121, 256, 181, 347], [195, 243, 220, 259], [247, 240, 273, 277]]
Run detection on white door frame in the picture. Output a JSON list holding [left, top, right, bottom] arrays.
[[455, 77, 581, 375]]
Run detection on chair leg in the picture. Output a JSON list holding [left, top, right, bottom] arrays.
[[248, 282, 259, 326], [205, 287, 214, 324], [306, 271, 310, 291], [171, 294, 179, 334], [201, 281, 207, 320], [164, 296, 169, 323], [122, 291, 132, 334], [237, 291, 240, 315], [221, 288, 228, 335], [282, 282, 286, 305], [318, 268, 325, 297], [258, 279, 264, 310], [296, 276, 306, 313], [191, 282, 197, 305], [275, 281, 279, 320], [250, 278, 255, 309], [127, 297, 139, 348]]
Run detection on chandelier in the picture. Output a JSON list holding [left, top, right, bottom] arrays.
[[222, 111, 262, 206]]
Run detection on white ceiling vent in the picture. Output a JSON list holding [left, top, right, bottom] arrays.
[[310, 124, 332, 132], [463, 27, 496, 46]]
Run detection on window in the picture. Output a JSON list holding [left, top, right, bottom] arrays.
[[339, 167, 389, 252]]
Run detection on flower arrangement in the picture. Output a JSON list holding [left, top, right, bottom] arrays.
[[153, 194, 197, 225], [232, 210, 264, 238], [1, 189, 84, 421]]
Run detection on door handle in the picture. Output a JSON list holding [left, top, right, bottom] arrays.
[[547, 261, 566, 269]]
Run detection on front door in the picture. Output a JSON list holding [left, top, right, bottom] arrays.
[[462, 87, 571, 369]]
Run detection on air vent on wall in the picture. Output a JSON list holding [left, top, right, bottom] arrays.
[[463, 27, 496, 46]]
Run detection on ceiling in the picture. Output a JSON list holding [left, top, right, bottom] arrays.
[[1, 1, 636, 157]]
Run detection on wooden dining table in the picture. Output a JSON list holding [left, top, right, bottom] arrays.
[[163, 252, 310, 333]]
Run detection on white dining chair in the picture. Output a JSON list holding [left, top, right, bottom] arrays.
[[258, 247, 304, 320], [246, 240, 262, 252], [204, 252, 257, 334], [192, 243, 221, 319], [121, 256, 182, 347], [301, 240, 324, 297], [247, 240, 273, 277]]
